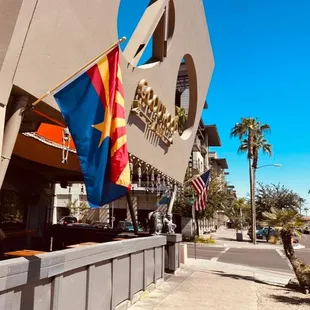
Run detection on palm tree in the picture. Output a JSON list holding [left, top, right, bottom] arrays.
[[231, 118, 272, 243], [175, 106, 187, 135], [239, 135, 272, 170], [263, 208, 309, 293], [304, 207, 309, 217], [222, 197, 250, 237]]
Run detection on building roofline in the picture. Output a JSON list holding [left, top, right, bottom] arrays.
[[212, 158, 228, 169], [204, 125, 221, 147]]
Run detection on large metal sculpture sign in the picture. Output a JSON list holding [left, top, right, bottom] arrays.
[[10, 0, 214, 183]]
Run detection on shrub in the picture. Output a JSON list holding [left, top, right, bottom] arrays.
[[182, 235, 216, 244], [194, 236, 216, 244]]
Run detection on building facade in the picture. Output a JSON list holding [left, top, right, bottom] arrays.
[[0, 0, 215, 251], [0, 2, 218, 308]]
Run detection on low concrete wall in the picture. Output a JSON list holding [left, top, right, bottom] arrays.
[[0, 236, 166, 310]]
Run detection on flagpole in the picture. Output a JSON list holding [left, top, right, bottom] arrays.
[[31, 36, 127, 107], [126, 192, 139, 235]]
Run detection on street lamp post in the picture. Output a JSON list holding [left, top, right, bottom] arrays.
[[251, 164, 282, 245], [256, 164, 282, 170]]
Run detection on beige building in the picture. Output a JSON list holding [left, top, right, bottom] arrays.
[[0, 1, 219, 308], [209, 151, 229, 187], [180, 123, 232, 236], [191, 122, 221, 173], [0, 0, 214, 250]]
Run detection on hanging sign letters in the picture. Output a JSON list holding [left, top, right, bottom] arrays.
[[131, 79, 178, 146]]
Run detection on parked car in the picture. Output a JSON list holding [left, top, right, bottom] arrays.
[[303, 226, 310, 234], [247, 225, 263, 237], [256, 227, 276, 239], [116, 221, 143, 232], [58, 216, 78, 226], [93, 222, 109, 229]]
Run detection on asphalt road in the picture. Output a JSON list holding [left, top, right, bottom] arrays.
[[187, 235, 310, 272], [291, 233, 310, 265]]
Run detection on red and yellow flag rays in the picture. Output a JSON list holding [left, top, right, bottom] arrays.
[[87, 47, 130, 188], [109, 62, 130, 188]]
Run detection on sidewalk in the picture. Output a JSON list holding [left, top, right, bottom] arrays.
[[130, 259, 310, 310], [191, 227, 304, 250]]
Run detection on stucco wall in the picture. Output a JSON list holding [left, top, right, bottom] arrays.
[[0, 0, 23, 70]]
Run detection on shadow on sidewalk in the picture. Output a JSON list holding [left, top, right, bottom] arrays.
[[270, 294, 310, 305], [209, 270, 287, 288], [216, 237, 251, 243], [216, 237, 267, 244]]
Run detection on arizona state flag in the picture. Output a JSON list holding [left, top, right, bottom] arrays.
[[54, 47, 130, 206]]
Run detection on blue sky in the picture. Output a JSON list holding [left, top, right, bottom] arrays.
[[118, 0, 310, 208]]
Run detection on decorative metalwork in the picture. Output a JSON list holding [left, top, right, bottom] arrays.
[[156, 173, 161, 196], [151, 169, 155, 193], [138, 162, 142, 188], [146, 165, 149, 192], [177, 184, 182, 200], [62, 127, 71, 164], [161, 175, 166, 194], [129, 156, 134, 183], [166, 177, 171, 197]]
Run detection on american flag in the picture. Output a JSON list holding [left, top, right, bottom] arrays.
[[191, 170, 211, 210]]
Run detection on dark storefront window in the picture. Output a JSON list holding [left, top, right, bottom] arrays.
[[0, 190, 25, 230]]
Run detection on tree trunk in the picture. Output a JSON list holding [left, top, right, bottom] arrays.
[[281, 229, 310, 293], [266, 226, 271, 242], [249, 158, 256, 244]]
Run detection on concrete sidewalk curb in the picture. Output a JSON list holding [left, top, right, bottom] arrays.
[[183, 241, 305, 250], [130, 259, 294, 309], [185, 258, 293, 286], [182, 242, 225, 248]]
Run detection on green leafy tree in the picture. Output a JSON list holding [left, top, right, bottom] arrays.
[[255, 183, 305, 222], [199, 172, 230, 220], [173, 167, 199, 218], [174, 168, 228, 220], [221, 197, 250, 231], [263, 208, 309, 293], [65, 199, 90, 219]]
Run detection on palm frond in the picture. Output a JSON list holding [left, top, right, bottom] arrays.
[[263, 208, 305, 232], [259, 124, 271, 134]]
